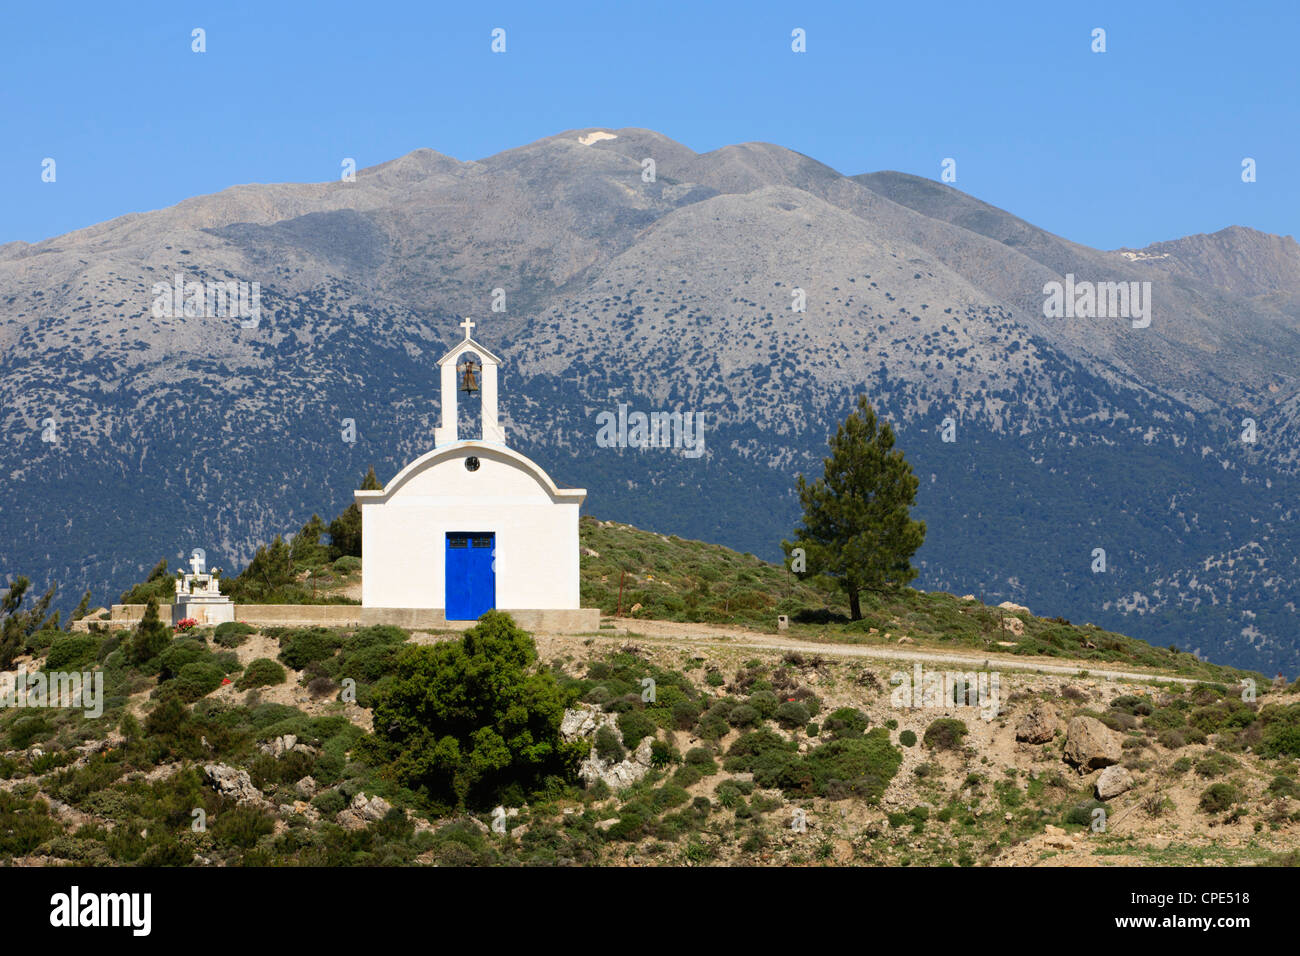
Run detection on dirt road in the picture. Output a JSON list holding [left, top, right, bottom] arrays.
[[577, 617, 1209, 686]]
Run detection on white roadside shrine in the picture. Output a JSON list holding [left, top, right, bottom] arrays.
[[355, 319, 599, 632]]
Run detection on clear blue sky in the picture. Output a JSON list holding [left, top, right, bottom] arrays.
[[2, 0, 1295, 249]]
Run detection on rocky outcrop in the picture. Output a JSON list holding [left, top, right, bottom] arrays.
[[259, 734, 319, 758], [561, 703, 656, 791], [1095, 765, 1135, 799], [203, 763, 269, 807], [1063, 716, 1122, 770], [335, 792, 394, 830], [1015, 703, 1059, 744]]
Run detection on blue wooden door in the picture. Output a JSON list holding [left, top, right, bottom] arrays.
[[445, 532, 495, 620]]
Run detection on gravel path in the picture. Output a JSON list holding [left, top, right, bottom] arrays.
[[580, 617, 1208, 686]]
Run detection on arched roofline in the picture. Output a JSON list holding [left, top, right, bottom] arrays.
[[354, 440, 586, 505], [437, 337, 503, 367]]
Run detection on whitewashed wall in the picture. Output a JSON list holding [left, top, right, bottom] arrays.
[[358, 443, 584, 612]]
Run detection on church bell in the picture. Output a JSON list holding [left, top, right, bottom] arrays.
[[458, 358, 480, 395]]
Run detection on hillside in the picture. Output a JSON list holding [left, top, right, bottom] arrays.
[[1, 519, 1297, 867], [4, 128, 1300, 673]]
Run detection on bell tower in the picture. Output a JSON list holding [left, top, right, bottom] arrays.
[[434, 318, 506, 446]]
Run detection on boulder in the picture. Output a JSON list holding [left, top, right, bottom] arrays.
[[203, 763, 266, 806], [1015, 703, 1059, 744], [1002, 616, 1025, 637], [352, 792, 393, 821], [259, 734, 320, 758], [560, 703, 607, 741], [335, 793, 395, 829], [1063, 716, 1122, 770], [294, 775, 318, 799], [1095, 765, 1135, 800], [998, 601, 1031, 614]]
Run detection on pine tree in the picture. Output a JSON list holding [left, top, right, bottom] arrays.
[[783, 396, 926, 620], [127, 597, 172, 665], [0, 576, 58, 669], [70, 589, 93, 624], [328, 466, 382, 560]]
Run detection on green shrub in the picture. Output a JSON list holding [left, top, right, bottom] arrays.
[[726, 704, 761, 728], [670, 699, 701, 730], [1110, 695, 1153, 716], [923, 718, 969, 751], [650, 739, 679, 768], [617, 710, 657, 749], [211, 804, 276, 849], [684, 747, 717, 771], [1266, 774, 1300, 798], [651, 785, 689, 812], [748, 690, 779, 718], [23, 628, 61, 656], [277, 629, 340, 669], [45, 634, 99, 670], [800, 730, 902, 802], [1258, 705, 1300, 758], [213, 622, 255, 648], [1199, 783, 1242, 814], [899, 729, 918, 747], [311, 789, 346, 814], [696, 711, 729, 740], [172, 662, 224, 702], [594, 725, 625, 763], [345, 625, 408, 648], [672, 764, 704, 788], [237, 658, 287, 691], [1146, 707, 1185, 730], [823, 707, 870, 739], [157, 639, 211, 681], [774, 700, 810, 729], [333, 556, 362, 573], [1064, 799, 1107, 827], [1194, 751, 1239, 778]]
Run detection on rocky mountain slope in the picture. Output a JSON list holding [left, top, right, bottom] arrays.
[[2, 127, 1298, 672]]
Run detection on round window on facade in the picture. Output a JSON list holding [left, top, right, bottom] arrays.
[[465, 456, 480, 472]]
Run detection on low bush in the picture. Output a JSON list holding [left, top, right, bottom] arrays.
[[823, 707, 869, 739], [594, 725, 625, 763], [214, 622, 255, 648], [1199, 783, 1242, 814], [923, 718, 969, 751], [237, 658, 287, 691], [774, 700, 810, 729], [45, 634, 99, 670]]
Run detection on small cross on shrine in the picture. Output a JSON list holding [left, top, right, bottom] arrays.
[[460, 317, 475, 340], [189, 550, 205, 575]]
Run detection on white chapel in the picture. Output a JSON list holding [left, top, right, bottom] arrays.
[[355, 319, 599, 632]]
